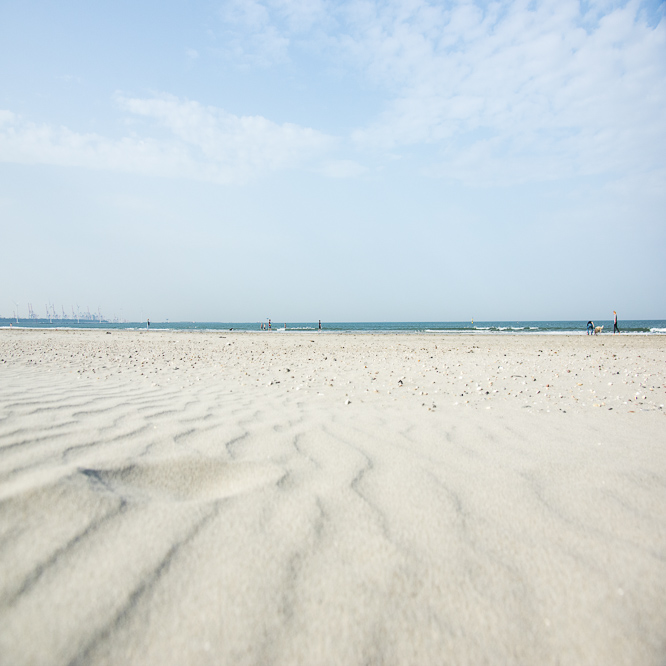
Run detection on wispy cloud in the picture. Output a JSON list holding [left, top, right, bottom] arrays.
[[339, 0, 666, 183], [316, 159, 368, 178], [218, 0, 290, 65], [216, 0, 331, 65], [216, 0, 666, 185], [0, 95, 335, 184], [1, 1, 663, 188]]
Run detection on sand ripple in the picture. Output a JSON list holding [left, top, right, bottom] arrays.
[[1, 330, 665, 665]]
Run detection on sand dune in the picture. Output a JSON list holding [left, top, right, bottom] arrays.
[[1, 330, 665, 665]]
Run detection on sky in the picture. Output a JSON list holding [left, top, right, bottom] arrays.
[[1, 0, 665, 323]]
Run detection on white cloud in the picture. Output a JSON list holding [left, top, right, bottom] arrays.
[[339, 0, 666, 183], [317, 159, 368, 178], [56, 74, 82, 84], [217, 0, 329, 65], [0, 95, 335, 184], [215, 0, 665, 185], [218, 0, 291, 65], [1, 1, 663, 188], [223, 0, 328, 34], [0, 110, 16, 125], [117, 94, 334, 176]]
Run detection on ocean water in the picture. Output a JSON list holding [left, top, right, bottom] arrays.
[[1, 319, 665, 334]]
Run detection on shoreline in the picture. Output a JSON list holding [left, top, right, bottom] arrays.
[[1, 318, 665, 337], [2, 326, 664, 337]]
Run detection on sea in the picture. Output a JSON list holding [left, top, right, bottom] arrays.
[[1, 319, 665, 335]]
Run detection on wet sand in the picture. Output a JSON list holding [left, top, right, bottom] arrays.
[[1, 329, 665, 665]]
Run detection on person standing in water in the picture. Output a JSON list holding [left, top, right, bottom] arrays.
[[613, 311, 620, 334], [587, 321, 594, 335], [318, 320, 321, 330]]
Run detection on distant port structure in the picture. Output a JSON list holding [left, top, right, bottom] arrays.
[[4, 302, 127, 324]]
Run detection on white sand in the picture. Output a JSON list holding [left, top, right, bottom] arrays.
[[1, 329, 665, 665]]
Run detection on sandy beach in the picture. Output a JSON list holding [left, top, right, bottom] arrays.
[[0, 329, 665, 665]]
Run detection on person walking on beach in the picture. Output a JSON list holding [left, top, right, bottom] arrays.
[[587, 321, 594, 335], [613, 311, 620, 334]]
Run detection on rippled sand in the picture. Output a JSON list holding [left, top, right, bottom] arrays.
[[1, 330, 665, 665]]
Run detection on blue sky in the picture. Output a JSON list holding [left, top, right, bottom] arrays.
[[1, 0, 664, 322]]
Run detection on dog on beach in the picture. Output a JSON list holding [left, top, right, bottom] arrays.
[[594, 325, 604, 335]]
